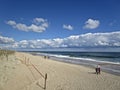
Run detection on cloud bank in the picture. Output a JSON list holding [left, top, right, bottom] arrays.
[[84, 19, 100, 29], [7, 18, 48, 33], [1, 31, 120, 49], [0, 35, 14, 44]]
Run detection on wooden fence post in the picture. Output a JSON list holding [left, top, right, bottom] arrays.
[[44, 73, 47, 89]]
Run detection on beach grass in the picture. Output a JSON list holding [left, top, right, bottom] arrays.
[[0, 49, 15, 60]]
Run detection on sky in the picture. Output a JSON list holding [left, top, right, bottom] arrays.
[[0, 0, 120, 51]]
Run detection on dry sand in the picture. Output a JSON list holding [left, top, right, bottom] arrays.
[[0, 52, 120, 90]]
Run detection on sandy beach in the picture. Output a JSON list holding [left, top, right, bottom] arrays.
[[0, 52, 120, 90]]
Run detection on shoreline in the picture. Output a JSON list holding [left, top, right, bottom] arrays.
[[29, 52, 120, 76]]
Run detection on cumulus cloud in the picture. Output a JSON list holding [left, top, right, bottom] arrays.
[[63, 24, 73, 30], [0, 35, 14, 44], [6, 31, 120, 49], [33, 18, 46, 24], [7, 18, 49, 33], [83, 19, 100, 29], [12, 38, 65, 49], [7, 20, 16, 25], [1, 31, 120, 49]]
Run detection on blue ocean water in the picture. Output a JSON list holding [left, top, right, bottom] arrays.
[[37, 51, 120, 64]]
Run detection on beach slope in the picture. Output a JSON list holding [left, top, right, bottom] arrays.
[[0, 52, 120, 90]]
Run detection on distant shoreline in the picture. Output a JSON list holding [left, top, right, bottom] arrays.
[[27, 52, 120, 76]]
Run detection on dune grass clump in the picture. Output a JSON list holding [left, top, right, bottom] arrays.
[[0, 49, 15, 60]]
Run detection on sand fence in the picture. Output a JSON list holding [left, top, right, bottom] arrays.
[[17, 55, 47, 90]]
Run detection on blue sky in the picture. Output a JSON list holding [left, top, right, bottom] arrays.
[[0, 0, 120, 51]]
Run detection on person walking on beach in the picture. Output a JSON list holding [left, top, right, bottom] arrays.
[[98, 65, 101, 74], [96, 65, 101, 74]]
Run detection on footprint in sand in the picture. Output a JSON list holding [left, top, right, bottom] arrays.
[[0, 75, 8, 87]]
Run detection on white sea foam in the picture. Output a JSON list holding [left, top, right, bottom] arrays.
[[36, 52, 120, 65]]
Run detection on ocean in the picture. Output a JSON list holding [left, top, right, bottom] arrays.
[[34, 51, 120, 64], [28, 51, 120, 75]]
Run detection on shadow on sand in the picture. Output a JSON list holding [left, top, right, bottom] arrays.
[[36, 82, 45, 90], [88, 72, 96, 74]]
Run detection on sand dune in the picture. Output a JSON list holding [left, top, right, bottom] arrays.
[[0, 52, 120, 90]]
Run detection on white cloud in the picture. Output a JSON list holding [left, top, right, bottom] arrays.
[[63, 24, 73, 30], [0, 35, 14, 44], [1, 31, 120, 49], [7, 20, 16, 25], [5, 31, 120, 49], [33, 18, 46, 23], [7, 18, 49, 33], [84, 19, 100, 29]]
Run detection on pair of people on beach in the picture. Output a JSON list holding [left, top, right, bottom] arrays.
[[95, 65, 101, 74]]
